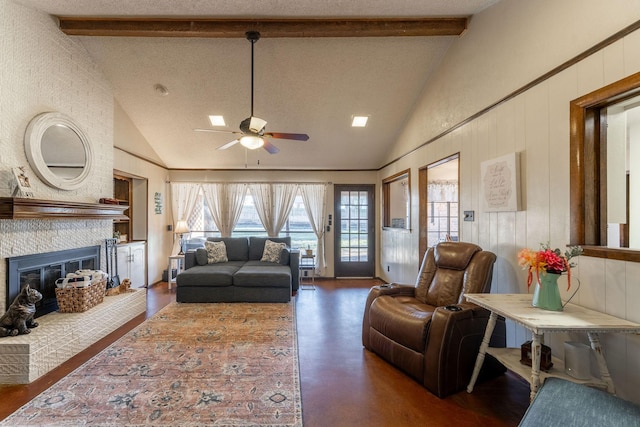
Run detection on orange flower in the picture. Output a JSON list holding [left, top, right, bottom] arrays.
[[517, 244, 582, 291]]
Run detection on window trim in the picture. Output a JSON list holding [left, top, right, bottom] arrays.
[[382, 168, 411, 230], [569, 71, 640, 262]]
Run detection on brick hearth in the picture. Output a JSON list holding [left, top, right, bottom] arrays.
[[0, 289, 146, 384]]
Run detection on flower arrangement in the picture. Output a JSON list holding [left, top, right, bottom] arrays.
[[518, 243, 583, 291]]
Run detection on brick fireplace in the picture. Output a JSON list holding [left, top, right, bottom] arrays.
[[1, 243, 146, 385]]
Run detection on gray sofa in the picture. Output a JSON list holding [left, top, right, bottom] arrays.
[[176, 236, 299, 303], [519, 377, 640, 427]]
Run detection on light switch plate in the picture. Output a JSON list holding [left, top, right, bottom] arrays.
[[463, 211, 475, 221]]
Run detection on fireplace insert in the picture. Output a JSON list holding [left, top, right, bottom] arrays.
[[6, 246, 100, 318]]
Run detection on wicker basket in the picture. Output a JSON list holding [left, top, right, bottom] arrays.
[[55, 278, 107, 313]]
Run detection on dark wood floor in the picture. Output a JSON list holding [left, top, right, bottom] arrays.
[[0, 279, 530, 426]]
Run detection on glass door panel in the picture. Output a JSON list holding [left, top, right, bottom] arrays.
[[334, 185, 375, 277]]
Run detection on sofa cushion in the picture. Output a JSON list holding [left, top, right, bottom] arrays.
[[195, 248, 208, 266], [205, 241, 228, 263], [233, 262, 291, 288], [261, 239, 287, 263], [249, 237, 291, 260], [280, 247, 290, 265], [175, 262, 245, 287], [206, 237, 249, 261], [369, 295, 434, 353]]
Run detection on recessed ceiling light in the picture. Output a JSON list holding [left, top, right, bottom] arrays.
[[351, 115, 369, 127], [208, 115, 226, 127]]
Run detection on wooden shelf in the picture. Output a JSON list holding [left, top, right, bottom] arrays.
[[0, 197, 128, 220], [486, 347, 607, 390], [113, 175, 132, 240]]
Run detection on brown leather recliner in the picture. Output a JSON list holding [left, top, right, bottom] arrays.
[[362, 241, 505, 398]]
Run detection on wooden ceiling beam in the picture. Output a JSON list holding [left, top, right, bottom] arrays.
[[57, 17, 468, 38]]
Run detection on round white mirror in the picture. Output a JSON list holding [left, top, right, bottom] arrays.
[[24, 112, 92, 190]]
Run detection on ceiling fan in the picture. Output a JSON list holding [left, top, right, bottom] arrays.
[[194, 31, 309, 154]]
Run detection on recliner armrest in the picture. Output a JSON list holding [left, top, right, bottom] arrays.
[[362, 284, 415, 348], [423, 303, 505, 398]]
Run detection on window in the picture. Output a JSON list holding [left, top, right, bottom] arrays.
[[427, 201, 459, 247], [233, 193, 267, 238], [419, 154, 459, 260], [382, 169, 410, 229], [570, 71, 640, 262], [186, 187, 317, 251], [282, 195, 317, 252], [187, 192, 219, 238]]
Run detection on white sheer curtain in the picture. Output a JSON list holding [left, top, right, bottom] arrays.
[[249, 183, 298, 237], [299, 183, 327, 274], [427, 180, 458, 202], [201, 183, 247, 237], [170, 182, 201, 254]]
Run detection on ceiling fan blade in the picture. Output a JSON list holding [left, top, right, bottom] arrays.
[[263, 140, 280, 154], [194, 128, 242, 135], [264, 132, 309, 141], [217, 139, 240, 150]]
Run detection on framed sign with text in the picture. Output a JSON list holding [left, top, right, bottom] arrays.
[[480, 152, 521, 212]]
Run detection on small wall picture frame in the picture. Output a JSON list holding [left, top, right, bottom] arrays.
[[479, 152, 521, 212], [154, 192, 163, 214], [11, 166, 34, 198]]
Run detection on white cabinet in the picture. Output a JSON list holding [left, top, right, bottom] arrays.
[[116, 241, 146, 288]]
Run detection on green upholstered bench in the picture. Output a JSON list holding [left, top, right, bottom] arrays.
[[519, 377, 640, 427]]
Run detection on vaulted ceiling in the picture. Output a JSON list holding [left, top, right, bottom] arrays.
[[14, 0, 500, 170]]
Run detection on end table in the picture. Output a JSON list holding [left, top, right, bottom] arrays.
[[299, 254, 316, 290], [167, 254, 184, 290]]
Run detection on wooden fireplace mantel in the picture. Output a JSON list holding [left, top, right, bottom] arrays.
[[0, 197, 128, 220]]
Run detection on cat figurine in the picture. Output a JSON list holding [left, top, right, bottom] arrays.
[[0, 284, 43, 337]]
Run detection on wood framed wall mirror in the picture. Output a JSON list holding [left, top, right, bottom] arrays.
[[24, 112, 92, 191], [570, 71, 640, 262], [418, 154, 459, 261], [382, 169, 411, 230]]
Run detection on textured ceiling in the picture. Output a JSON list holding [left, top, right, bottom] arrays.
[[14, 0, 500, 170]]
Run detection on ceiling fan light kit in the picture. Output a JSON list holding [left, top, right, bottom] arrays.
[[193, 31, 309, 154], [240, 135, 264, 149]]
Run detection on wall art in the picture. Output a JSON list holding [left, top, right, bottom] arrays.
[[154, 192, 163, 214], [11, 166, 34, 198], [480, 152, 521, 212]]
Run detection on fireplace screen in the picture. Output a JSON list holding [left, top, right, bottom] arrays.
[[7, 246, 100, 318]]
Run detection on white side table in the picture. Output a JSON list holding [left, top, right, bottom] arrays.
[[299, 254, 316, 290], [167, 255, 184, 290], [465, 293, 640, 401]]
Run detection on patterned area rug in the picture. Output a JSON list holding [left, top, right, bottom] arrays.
[[1, 303, 302, 426]]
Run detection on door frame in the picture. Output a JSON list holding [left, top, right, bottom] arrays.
[[333, 184, 375, 277], [419, 153, 460, 261]]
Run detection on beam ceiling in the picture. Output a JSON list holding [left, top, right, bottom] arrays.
[[57, 17, 468, 38]]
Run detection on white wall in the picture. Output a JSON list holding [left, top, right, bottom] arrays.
[[113, 102, 173, 286], [379, 0, 640, 403], [0, 1, 114, 310]]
